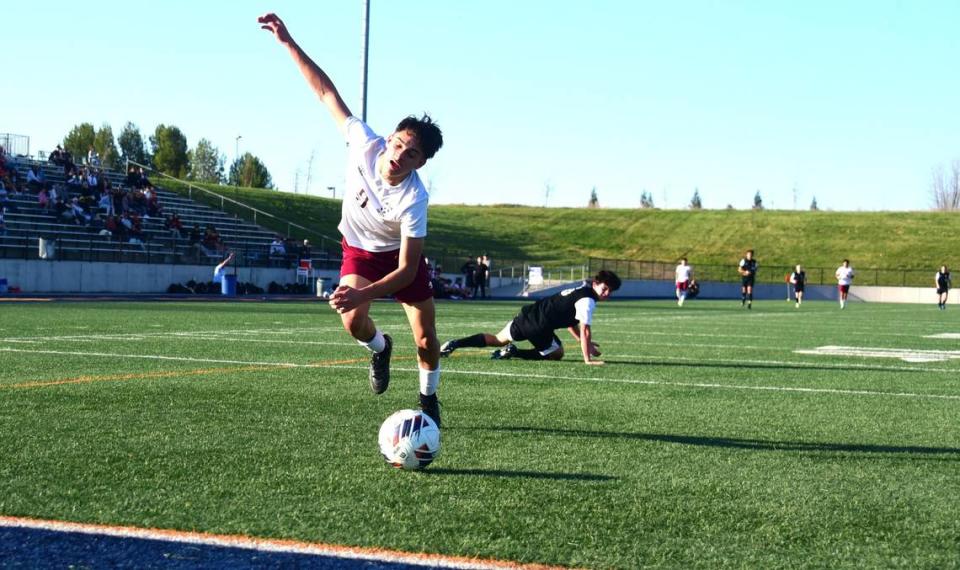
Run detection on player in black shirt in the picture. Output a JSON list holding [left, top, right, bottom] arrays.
[[936, 265, 951, 310], [789, 264, 806, 308], [738, 249, 757, 309], [439, 270, 621, 365]]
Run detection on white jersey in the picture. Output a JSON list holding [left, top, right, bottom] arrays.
[[338, 117, 429, 252], [675, 264, 692, 283], [836, 266, 855, 285]]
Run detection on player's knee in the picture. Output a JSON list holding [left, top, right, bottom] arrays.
[[547, 347, 564, 360], [412, 330, 438, 353]]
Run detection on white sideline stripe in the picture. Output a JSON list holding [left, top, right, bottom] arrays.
[[0, 516, 535, 570], [3, 347, 957, 401], [796, 345, 960, 363], [925, 333, 960, 339]]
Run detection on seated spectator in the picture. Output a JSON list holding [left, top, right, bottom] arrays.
[[37, 186, 50, 210], [1, 195, 18, 214], [55, 198, 77, 224], [203, 225, 225, 254], [103, 214, 119, 238], [26, 166, 44, 192], [87, 146, 100, 168], [269, 236, 286, 257], [126, 166, 139, 187], [165, 213, 184, 239], [66, 168, 82, 192], [98, 189, 113, 215], [299, 239, 312, 261], [49, 145, 64, 166], [0, 179, 7, 199], [71, 197, 90, 226]]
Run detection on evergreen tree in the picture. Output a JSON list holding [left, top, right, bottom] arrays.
[[118, 122, 150, 167], [690, 188, 702, 209], [187, 138, 225, 183], [150, 124, 190, 178], [587, 187, 599, 208], [640, 190, 654, 209], [229, 152, 273, 189], [92, 124, 120, 170], [752, 190, 764, 210], [810, 196, 819, 211], [62, 123, 96, 165]]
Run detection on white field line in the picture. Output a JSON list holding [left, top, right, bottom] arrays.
[[925, 333, 960, 339], [2, 347, 958, 401], [795, 345, 960, 363], [0, 516, 542, 570]]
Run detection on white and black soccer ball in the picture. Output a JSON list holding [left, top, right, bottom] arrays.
[[378, 409, 441, 470]]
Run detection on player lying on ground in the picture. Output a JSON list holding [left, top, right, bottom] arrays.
[[439, 271, 621, 366], [259, 12, 444, 425]]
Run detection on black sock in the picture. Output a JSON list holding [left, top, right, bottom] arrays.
[[514, 348, 546, 360], [457, 333, 488, 348], [748, 293, 753, 302]]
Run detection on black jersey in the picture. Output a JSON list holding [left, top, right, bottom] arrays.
[[937, 271, 951, 290], [791, 271, 806, 287], [515, 283, 599, 336], [739, 258, 757, 276]]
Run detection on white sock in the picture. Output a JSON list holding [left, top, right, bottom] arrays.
[[359, 329, 386, 353], [420, 367, 440, 396]]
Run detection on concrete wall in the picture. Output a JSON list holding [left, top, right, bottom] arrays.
[[0, 259, 327, 293], [508, 278, 956, 305]]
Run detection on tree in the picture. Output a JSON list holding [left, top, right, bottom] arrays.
[[587, 187, 599, 208], [118, 122, 150, 167], [752, 190, 764, 210], [93, 124, 120, 170], [544, 181, 553, 207], [931, 160, 960, 211], [810, 196, 819, 211], [150, 124, 190, 178], [229, 152, 273, 189], [690, 188, 702, 209], [187, 138, 225, 183], [62, 123, 96, 164], [640, 190, 654, 209]]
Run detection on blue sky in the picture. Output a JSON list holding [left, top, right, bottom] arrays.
[[3, 1, 958, 210]]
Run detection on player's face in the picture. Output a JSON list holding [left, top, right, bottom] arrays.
[[594, 282, 613, 301], [382, 130, 426, 178]]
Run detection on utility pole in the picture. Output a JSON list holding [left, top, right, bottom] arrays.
[[360, 0, 370, 122]]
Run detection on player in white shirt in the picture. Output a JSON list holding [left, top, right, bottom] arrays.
[[675, 258, 693, 307], [835, 259, 855, 309], [260, 13, 444, 425]]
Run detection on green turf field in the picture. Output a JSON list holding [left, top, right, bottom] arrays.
[[1, 299, 958, 569]]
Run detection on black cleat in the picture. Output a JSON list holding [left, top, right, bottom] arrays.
[[369, 334, 392, 394], [439, 340, 458, 358], [491, 343, 518, 360], [419, 392, 441, 428]]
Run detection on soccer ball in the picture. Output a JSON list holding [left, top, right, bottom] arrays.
[[378, 409, 441, 470]]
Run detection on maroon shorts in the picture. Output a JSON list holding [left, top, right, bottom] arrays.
[[676, 280, 689, 292], [340, 238, 433, 303], [838, 284, 850, 294]]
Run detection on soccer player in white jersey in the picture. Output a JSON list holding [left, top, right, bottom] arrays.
[[260, 13, 444, 425], [835, 259, 855, 310], [675, 258, 693, 307]]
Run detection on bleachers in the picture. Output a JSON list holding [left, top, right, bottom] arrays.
[[2, 156, 336, 268]]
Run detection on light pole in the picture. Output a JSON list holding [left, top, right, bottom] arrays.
[[360, 0, 370, 121], [327, 186, 336, 199], [235, 135, 242, 162]]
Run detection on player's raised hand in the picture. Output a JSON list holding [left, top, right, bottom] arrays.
[[258, 13, 293, 44]]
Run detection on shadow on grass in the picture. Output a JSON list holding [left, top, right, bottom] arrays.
[[423, 467, 616, 481], [455, 426, 960, 458]]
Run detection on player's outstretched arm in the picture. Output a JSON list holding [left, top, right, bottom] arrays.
[[258, 13, 351, 132], [579, 324, 603, 366]]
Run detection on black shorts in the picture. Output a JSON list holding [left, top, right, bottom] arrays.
[[937, 286, 949, 295], [509, 319, 562, 354], [794, 284, 805, 293], [741, 275, 755, 287]]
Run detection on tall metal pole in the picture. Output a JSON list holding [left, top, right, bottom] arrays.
[[360, 0, 370, 122]]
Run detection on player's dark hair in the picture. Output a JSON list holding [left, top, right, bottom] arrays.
[[842, 258, 849, 264], [396, 114, 443, 159], [594, 270, 621, 291]]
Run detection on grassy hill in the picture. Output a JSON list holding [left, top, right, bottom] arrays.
[[159, 180, 956, 285]]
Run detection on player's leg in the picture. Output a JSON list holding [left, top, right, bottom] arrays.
[[402, 298, 442, 425], [338, 274, 392, 394], [440, 322, 510, 357], [746, 283, 753, 309]]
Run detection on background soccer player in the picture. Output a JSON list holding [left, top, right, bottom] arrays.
[[439, 271, 621, 366], [936, 265, 951, 310], [738, 249, 757, 309], [259, 13, 444, 425], [835, 259, 855, 310], [789, 264, 806, 308], [675, 257, 693, 307]]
